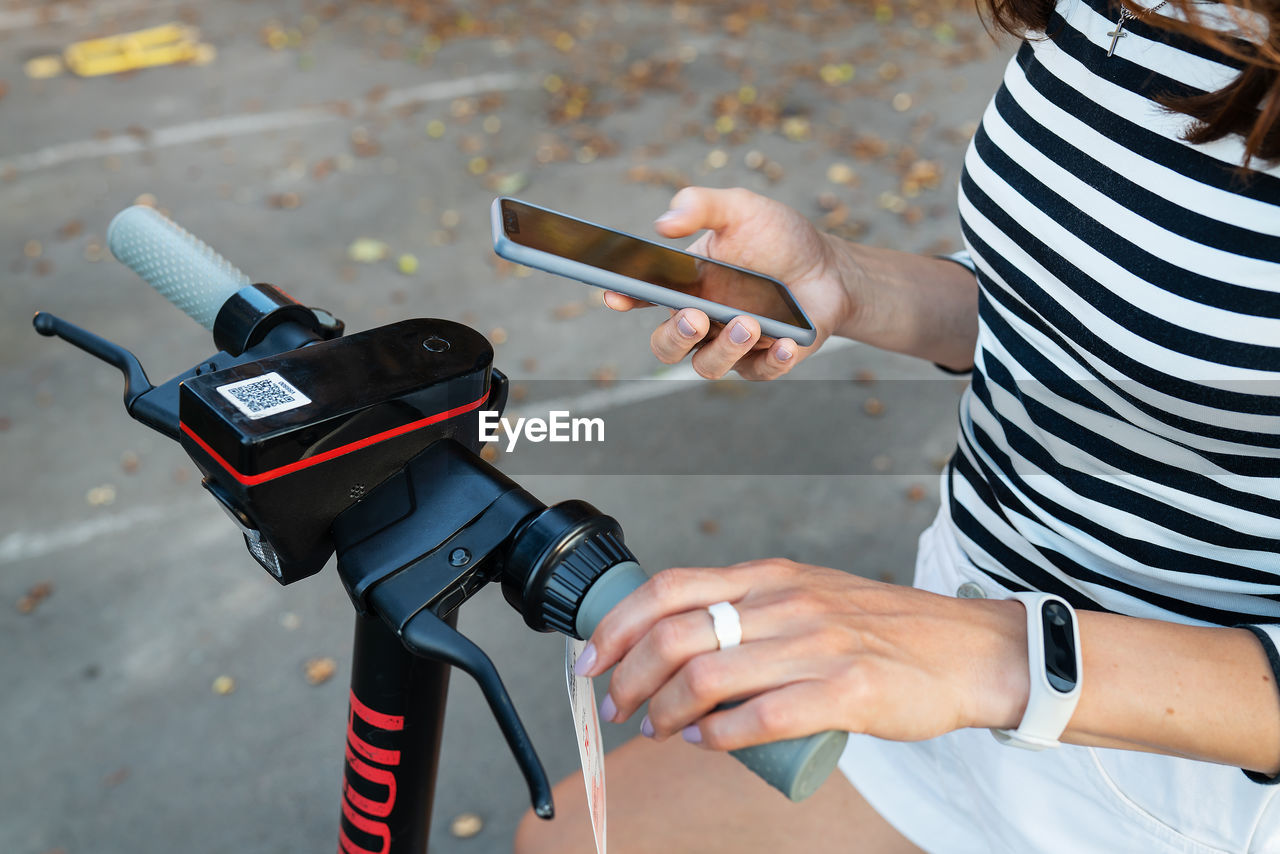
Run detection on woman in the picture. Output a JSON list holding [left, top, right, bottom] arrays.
[[516, 0, 1280, 850]]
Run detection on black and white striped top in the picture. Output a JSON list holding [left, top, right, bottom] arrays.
[[948, 0, 1280, 626]]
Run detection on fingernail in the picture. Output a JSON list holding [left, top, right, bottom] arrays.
[[641, 715, 655, 738], [728, 322, 751, 345], [681, 725, 702, 744], [677, 315, 698, 338], [600, 693, 617, 722], [574, 642, 597, 676], [654, 208, 684, 225], [776, 347, 793, 362]]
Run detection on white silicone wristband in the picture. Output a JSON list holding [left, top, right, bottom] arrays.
[[991, 592, 1082, 751]]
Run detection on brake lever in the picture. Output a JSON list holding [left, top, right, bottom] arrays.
[[334, 439, 555, 815], [32, 312, 167, 435], [399, 609, 554, 818]]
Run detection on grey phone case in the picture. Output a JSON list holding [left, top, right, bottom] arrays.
[[490, 198, 817, 346]]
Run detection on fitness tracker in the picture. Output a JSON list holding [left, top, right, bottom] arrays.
[[991, 591, 1083, 751]]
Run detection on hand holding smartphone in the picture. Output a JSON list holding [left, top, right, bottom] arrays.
[[490, 197, 817, 346]]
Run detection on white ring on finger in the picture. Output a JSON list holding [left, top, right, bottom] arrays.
[[707, 601, 742, 650]]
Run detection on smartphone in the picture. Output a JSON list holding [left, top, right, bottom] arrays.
[[490, 197, 817, 346]]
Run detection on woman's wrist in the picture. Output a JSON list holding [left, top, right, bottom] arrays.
[[958, 601, 1280, 775], [815, 233, 877, 342], [822, 237, 979, 365], [1060, 613, 1280, 774], [960, 597, 1032, 731]]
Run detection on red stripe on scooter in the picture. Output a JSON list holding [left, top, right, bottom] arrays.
[[179, 390, 489, 486]]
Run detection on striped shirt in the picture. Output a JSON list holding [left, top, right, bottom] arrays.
[[948, 0, 1280, 627]]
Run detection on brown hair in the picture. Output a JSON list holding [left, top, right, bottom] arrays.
[[983, 0, 1280, 165]]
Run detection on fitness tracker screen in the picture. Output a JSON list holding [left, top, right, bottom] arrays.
[[1041, 601, 1078, 693]]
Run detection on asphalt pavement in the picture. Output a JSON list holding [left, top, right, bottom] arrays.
[[0, 1, 1011, 851]]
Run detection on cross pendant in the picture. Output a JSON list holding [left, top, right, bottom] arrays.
[[1106, 21, 1127, 55]]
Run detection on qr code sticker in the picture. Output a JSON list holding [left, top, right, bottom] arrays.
[[216, 372, 311, 420]]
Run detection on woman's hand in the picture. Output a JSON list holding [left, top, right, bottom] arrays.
[[604, 186, 854, 381], [576, 559, 1029, 750], [608, 185, 983, 374]]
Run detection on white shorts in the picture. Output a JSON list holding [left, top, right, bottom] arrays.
[[838, 502, 1280, 854]]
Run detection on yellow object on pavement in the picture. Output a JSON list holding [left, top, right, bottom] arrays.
[[62, 23, 205, 77]]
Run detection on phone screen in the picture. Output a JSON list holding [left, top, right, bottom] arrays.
[[499, 198, 811, 330]]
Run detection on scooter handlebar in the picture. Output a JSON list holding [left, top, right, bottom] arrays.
[[106, 205, 249, 330]]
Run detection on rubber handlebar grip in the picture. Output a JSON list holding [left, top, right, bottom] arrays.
[[575, 562, 848, 802], [106, 205, 250, 330]]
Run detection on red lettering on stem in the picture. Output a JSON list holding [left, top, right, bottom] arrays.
[[340, 690, 403, 854]]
